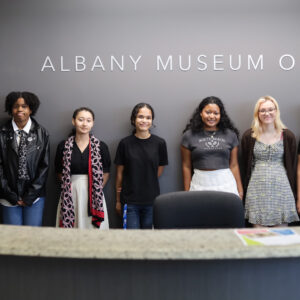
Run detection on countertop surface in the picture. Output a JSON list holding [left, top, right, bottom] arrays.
[[1, 225, 300, 260]]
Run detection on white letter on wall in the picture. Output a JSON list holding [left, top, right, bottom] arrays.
[[60, 56, 70, 72], [75, 56, 86, 72], [279, 54, 295, 71], [179, 55, 191, 71], [213, 55, 224, 71], [111, 56, 124, 71], [229, 54, 241, 71], [41, 56, 55, 72], [156, 55, 173, 71], [197, 55, 207, 71], [248, 55, 263, 70], [129, 55, 142, 71], [91, 56, 106, 71]]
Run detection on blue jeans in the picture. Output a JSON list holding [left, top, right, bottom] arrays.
[[1, 197, 45, 226], [126, 204, 153, 229]]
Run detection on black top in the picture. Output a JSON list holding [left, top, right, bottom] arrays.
[[114, 134, 168, 205], [55, 140, 111, 174]]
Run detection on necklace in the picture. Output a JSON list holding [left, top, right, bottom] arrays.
[[204, 130, 217, 139]]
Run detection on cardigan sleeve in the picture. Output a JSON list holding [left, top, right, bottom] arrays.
[[283, 129, 297, 197], [241, 129, 255, 200]]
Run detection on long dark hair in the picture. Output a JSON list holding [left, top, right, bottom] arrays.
[[130, 102, 155, 134], [183, 96, 239, 138]]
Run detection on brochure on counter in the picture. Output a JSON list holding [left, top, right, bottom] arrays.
[[235, 228, 300, 246]]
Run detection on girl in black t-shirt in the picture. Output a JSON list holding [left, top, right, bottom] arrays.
[[55, 107, 111, 229], [114, 103, 168, 229]]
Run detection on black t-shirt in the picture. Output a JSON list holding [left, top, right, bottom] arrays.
[[114, 134, 168, 205], [55, 139, 111, 174], [298, 140, 300, 154]]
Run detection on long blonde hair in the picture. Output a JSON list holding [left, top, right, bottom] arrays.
[[251, 95, 286, 139]]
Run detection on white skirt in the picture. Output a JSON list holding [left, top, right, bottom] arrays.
[[189, 168, 239, 196], [56, 175, 109, 229]]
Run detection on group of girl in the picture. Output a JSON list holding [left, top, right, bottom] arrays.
[[0, 92, 299, 229], [182, 95, 299, 227]]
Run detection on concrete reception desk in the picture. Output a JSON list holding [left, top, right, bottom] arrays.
[[0, 225, 300, 300]]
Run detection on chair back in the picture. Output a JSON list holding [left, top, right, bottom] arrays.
[[153, 191, 244, 229]]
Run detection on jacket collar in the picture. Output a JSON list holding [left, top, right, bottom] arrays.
[[1, 118, 40, 155], [1, 117, 39, 134], [12, 118, 32, 134]]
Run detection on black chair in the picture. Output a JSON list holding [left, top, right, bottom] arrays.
[[153, 191, 245, 229]]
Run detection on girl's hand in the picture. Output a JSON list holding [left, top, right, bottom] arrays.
[[17, 200, 26, 207], [115, 201, 122, 217], [238, 190, 244, 200], [297, 200, 300, 214]]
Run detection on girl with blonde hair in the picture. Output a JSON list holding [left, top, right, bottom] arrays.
[[242, 96, 299, 227]]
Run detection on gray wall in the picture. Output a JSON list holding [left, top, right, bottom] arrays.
[[0, 0, 300, 227]]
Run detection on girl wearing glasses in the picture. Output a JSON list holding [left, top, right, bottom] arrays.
[[181, 96, 243, 198], [242, 96, 299, 227]]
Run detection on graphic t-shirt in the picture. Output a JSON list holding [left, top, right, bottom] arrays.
[[181, 129, 238, 170]]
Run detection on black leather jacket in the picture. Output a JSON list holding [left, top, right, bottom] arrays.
[[0, 118, 50, 206]]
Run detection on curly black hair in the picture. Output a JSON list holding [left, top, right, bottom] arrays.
[[183, 96, 239, 138], [5, 91, 40, 116], [130, 102, 155, 133]]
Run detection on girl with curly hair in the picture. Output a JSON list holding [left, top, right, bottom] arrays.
[[0, 91, 50, 226], [181, 96, 243, 198]]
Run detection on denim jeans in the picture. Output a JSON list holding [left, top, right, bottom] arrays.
[[126, 204, 153, 229], [1, 197, 45, 226]]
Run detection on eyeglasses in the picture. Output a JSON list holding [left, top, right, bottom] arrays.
[[258, 108, 276, 114]]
